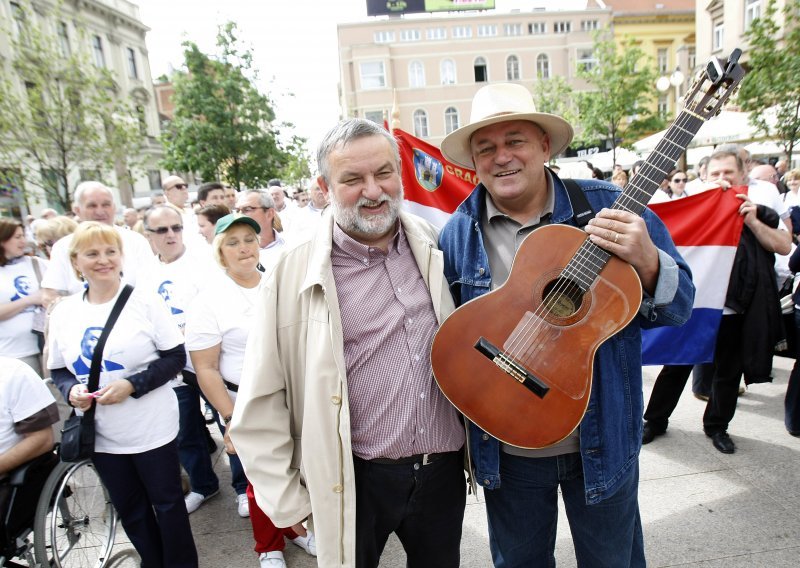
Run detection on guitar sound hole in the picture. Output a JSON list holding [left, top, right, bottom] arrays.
[[542, 277, 584, 318]]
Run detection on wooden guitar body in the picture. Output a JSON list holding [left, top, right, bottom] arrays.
[[432, 224, 642, 448]]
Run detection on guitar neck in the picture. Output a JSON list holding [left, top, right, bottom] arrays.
[[564, 109, 706, 291]]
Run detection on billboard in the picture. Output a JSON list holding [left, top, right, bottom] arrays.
[[366, 0, 495, 17]]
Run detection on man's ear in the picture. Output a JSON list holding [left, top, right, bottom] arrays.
[[317, 176, 331, 199]]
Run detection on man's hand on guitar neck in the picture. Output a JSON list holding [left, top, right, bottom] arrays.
[[585, 208, 660, 295]]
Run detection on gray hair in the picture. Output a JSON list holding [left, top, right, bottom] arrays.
[[708, 149, 745, 173], [240, 189, 275, 209], [73, 181, 112, 207], [142, 204, 182, 229], [316, 118, 399, 184]]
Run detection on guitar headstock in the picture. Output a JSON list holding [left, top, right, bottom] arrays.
[[683, 49, 746, 120]]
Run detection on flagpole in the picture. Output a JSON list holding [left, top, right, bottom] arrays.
[[391, 88, 400, 132]]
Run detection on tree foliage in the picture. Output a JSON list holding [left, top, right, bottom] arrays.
[[162, 22, 308, 189], [0, 1, 142, 211], [532, 75, 577, 129], [575, 33, 664, 165], [738, 0, 800, 162]]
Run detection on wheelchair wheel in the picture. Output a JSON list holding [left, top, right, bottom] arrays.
[[32, 459, 117, 568]]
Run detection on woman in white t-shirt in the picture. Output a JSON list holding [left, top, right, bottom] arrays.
[[186, 214, 315, 568], [0, 219, 47, 375], [47, 222, 197, 568]]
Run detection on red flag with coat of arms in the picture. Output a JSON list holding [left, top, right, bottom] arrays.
[[392, 128, 475, 228]]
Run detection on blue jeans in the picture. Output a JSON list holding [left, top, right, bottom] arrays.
[[484, 452, 644, 568], [220, 423, 248, 495], [175, 385, 219, 497], [786, 310, 800, 434]]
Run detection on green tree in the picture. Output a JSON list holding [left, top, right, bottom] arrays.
[[532, 75, 577, 130], [738, 0, 800, 162], [162, 22, 307, 189], [0, 2, 142, 211], [576, 33, 664, 165]]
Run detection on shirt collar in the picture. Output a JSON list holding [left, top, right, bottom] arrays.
[[484, 170, 555, 226], [332, 221, 404, 265], [261, 229, 284, 250]]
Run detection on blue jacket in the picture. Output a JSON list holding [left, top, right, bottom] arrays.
[[438, 177, 695, 504]]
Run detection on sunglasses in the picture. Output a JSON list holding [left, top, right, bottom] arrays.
[[147, 224, 183, 235], [671, 178, 687, 183], [168, 183, 188, 190]]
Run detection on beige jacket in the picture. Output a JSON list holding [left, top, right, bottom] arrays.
[[230, 210, 456, 567]]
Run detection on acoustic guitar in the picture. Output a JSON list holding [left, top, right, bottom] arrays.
[[431, 50, 746, 449]]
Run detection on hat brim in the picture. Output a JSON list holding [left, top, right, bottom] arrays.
[[440, 113, 574, 169], [215, 215, 261, 235]]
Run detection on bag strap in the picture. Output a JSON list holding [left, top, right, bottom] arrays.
[[560, 176, 595, 228], [84, 284, 134, 421], [30, 257, 43, 285]]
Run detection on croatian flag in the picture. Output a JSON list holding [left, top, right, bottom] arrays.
[[393, 128, 474, 228], [642, 188, 745, 365]]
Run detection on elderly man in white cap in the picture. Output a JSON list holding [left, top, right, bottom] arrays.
[[437, 83, 695, 567]]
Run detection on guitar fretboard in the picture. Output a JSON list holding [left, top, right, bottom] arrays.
[[564, 110, 706, 291]]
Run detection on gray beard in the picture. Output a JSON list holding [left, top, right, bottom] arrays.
[[330, 189, 404, 237]]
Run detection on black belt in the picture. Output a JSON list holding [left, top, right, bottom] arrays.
[[367, 451, 457, 466], [223, 379, 239, 393]]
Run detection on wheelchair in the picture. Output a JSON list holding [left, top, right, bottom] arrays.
[[0, 451, 118, 568]]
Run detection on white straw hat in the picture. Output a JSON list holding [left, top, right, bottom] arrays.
[[440, 83, 574, 168]]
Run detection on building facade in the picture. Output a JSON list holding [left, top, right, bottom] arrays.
[[695, 0, 778, 69], [0, 0, 164, 217]]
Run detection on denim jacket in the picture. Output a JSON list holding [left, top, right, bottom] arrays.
[[438, 177, 695, 505]]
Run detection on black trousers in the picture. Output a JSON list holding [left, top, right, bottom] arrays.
[[353, 451, 466, 568], [703, 315, 745, 435], [92, 440, 198, 568], [644, 364, 714, 430]]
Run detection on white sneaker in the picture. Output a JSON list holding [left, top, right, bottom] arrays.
[[291, 530, 317, 557], [237, 493, 250, 517], [258, 551, 286, 568], [184, 490, 218, 514]]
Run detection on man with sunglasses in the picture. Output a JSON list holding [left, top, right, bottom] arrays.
[[235, 190, 286, 271], [143, 205, 221, 513]]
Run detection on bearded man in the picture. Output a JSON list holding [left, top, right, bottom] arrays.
[[230, 118, 467, 568]]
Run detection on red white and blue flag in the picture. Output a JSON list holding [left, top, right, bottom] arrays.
[[642, 188, 745, 365]]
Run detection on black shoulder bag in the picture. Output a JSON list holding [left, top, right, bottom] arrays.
[[60, 285, 134, 462]]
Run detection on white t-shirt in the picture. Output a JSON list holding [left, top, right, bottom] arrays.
[[258, 231, 287, 275], [0, 357, 55, 455], [185, 273, 262, 399], [0, 256, 48, 358], [41, 225, 156, 295], [142, 247, 219, 373], [47, 286, 183, 454]]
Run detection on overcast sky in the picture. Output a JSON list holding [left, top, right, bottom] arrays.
[[134, 0, 588, 161]]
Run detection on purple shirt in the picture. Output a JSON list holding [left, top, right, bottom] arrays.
[[331, 222, 464, 460]]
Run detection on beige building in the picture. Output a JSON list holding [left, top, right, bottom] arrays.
[[0, 0, 164, 215], [337, 3, 612, 149], [695, 0, 777, 68]]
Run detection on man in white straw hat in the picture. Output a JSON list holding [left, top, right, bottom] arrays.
[[438, 83, 695, 566]]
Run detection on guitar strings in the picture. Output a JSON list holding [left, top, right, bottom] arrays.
[[500, 105, 703, 378]]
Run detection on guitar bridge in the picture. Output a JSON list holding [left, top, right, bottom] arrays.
[[475, 337, 549, 398]]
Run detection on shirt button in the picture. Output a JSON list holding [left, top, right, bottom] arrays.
[[478, 267, 485, 275], [331, 395, 341, 405], [419, 428, 425, 434], [362, 258, 368, 264], [408, 318, 413, 324], [482, 433, 490, 441], [333, 484, 343, 493], [397, 287, 402, 293], [420, 393, 425, 399], [414, 354, 420, 361]]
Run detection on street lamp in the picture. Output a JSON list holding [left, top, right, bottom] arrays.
[[656, 67, 685, 118]]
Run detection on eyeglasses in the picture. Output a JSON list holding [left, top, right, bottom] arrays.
[[235, 206, 269, 215], [671, 178, 688, 183], [168, 184, 188, 190], [146, 224, 183, 235]]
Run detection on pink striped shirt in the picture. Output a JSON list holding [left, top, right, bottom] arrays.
[[331, 223, 465, 460]]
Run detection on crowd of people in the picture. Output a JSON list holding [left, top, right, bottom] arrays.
[[0, 81, 798, 568]]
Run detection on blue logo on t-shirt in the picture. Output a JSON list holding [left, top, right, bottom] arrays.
[[158, 280, 183, 315], [72, 326, 125, 378], [10, 275, 31, 302]]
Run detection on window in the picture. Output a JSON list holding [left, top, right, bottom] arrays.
[[42, 170, 67, 205], [408, 61, 425, 88], [536, 54, 550, 79], [745, 0, 762, 30], [554, 21, 571, 34], [127, 48, 139, 79], [713, 21, 724, 51], [364, 110, 384, 124], [441, 59, 457, 85], [658, 95, 668, 118], [359, 61, 386, 90], [577, 49, 597, 72], [400, 29, 421, 42], [581, 20, 598, 32], [505, 23, 522, 36], [506, 55, 520, 81], [657, 48, 668, 74], [92, 35, 105, 68], [57, 21, 70, 56], [688, 46, 696, 71], [374, 30, 395, 43], [79, 169, 101, 182], [413, 109, 429, 138], [474, 57, 488, 83], [453, 25, 472, 39], [148, 170, 162, 190], [444, 107, 460, 135], [136, 105, 147, 135], [427, 27, 447, 40], [529, 22, 546, 35], [477, 24, 497, 37]]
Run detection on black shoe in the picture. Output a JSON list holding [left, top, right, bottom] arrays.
[[642, 422, 666, 445], [710, 432, 735, 454]]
